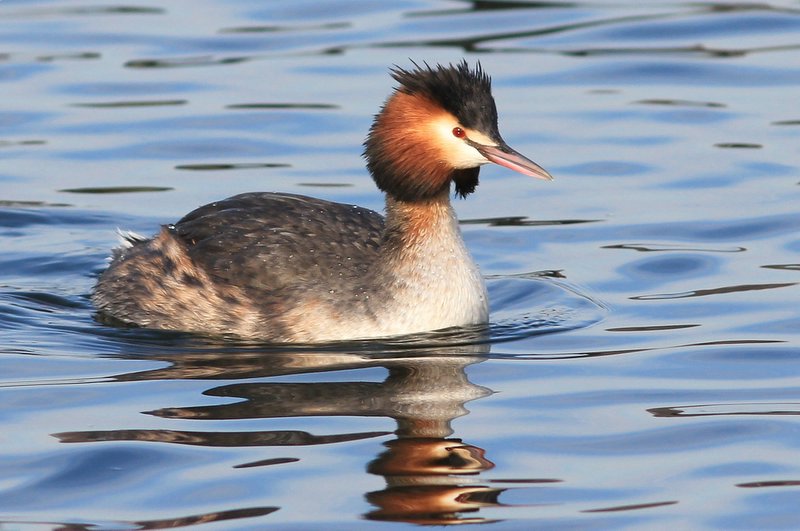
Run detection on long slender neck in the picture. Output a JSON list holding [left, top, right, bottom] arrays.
[[369, 189, 489, 331], [382, 190, 461, 254]]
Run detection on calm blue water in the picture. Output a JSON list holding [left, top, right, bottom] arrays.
[[2, 1, 800, 529]]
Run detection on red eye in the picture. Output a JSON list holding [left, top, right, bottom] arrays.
[[452, 127, 465, 138]]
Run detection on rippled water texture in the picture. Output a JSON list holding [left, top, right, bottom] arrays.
[[2, 1, 800, 528]]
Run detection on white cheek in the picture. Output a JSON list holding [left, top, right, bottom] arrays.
[[451, 140, 490, 168], [432, 121, 490, 169]]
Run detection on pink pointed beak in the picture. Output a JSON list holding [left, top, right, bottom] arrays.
[[471, 141, 553, 181]]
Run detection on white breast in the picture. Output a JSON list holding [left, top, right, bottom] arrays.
[[372, 203, 489, 337], [280, 199, 489, 343]]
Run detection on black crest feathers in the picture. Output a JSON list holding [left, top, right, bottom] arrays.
[[390, 60, 500, 138]]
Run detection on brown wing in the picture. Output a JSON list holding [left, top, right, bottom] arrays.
[[172, 192, 385, 295]]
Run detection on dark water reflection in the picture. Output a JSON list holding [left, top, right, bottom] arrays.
[[3, 0, 800, 528], [53, 345, 502, 525]]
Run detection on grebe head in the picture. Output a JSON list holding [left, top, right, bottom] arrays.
[[364, 60, 552, 202]]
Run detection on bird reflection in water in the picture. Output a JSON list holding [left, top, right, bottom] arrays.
[[366, 437, 500, 524], [54, 338, 507, 525]]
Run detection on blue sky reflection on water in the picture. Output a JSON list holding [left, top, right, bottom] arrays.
[[1, 0, 800, 528]]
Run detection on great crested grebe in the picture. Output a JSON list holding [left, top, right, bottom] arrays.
[[92, 61, 553, 342]]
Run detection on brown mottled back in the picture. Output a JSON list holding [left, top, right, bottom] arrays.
[[173, 192, 384, 297], [92, 193, 386, 340]]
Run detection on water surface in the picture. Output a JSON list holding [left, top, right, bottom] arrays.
[[2, 0, 800, 528]]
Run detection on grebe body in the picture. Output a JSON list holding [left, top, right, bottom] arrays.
[[92, 62, 552, 342]]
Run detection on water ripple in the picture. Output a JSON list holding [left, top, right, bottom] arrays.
[[2, 1, 800, 528]]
